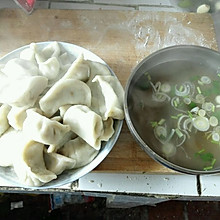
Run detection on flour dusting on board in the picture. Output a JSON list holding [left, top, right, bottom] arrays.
[[78, 12, 216, 59], [126, 12, 216, 56]]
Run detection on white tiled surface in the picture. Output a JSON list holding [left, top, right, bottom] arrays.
[[200, 175, 220, 196], [79, 173, 198, 196], [1, 0, 177, 12], [93, 0, 172, 6], [50, 2, 135, 10]]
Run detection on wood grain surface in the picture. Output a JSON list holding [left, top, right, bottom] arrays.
[[0, 9, 218, 173]]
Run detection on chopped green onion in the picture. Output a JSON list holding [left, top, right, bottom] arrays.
[[179, 85, 184, 92], [212, 132, 220, 142], [174, 100, 178, 107], [209, 116, 218, 127], [158, 118, 165, 125], [144, 72, 151, 81], [197, 86, 202, 94], [212, 105, 215, 112], [204, 166, 213, 171], [201, 76, 211, 85], [206, 132, 213, 140], [192, 116, 210, 132], [175, 128, 183, 138], [215, 95, 220, 104], [184, 97, 191, 105], [198, 109, 206, 117], [198, 80, 204, 86], [161, 83, 171, 93], [198, 149, 205, 154], [211, 158, 217, 166], [195, 150, 214, 162], [171, 116, 178, 119], [211, 140, 220, 145], [150, 121, 158, 128], [188, 111, 193, 119]]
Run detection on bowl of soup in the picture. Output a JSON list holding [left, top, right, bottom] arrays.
[[124, 45, 220, 174]]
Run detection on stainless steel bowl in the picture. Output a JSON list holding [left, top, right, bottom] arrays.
[[0, 42, 123, 189], [124, 45, 220, 175]]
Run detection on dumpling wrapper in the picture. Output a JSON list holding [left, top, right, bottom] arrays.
[[92, 75, 124, 120], [0, 76, 48, 108], [63, 105, 103, 150], [0, 127, 24, 167], [41, 41, 61, 59], [23, 109, 71, 146], [0, 104, 11, 136], [44, 151, 76, 175], [47, 130, 77, 153], [39, 79, 91, 117], [31, 42, 61, 64], [20, 47, 36, 62], [13, 140, 57, 187], [39, 57, 60, 80], [7, 106, 27, 130], [62, 53, 90, 82], [59, 105, 71, 118], [100, 117, 115, 142], [2, 58, 39, 79], [86, 60, 112, 85], [59, 137, 99, 168]]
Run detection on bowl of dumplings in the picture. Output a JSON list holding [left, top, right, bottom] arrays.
[[0, 41, 124, 188]]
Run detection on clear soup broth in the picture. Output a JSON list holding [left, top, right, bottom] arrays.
[[128, 60, 220, 171]]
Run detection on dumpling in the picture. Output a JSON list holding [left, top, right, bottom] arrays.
[[7, 106, 27, 130], [47, 130, 77, 153], [44, 151, 76, 175], [59, 52, 72, 71], [23, 109, 71, 145], [2, 58, 39, 79], [0, 127, 24, 167], [86, 60, 112, 85], [0, 104, 11, 136], [39, 79, 91, 117], [39, 57, 60, 80], [62, 54, 90, 82], [63, 105, 103, 150], [30, 42, 60, 64], [100, 117, 114, 142], [41, 41, 61, 59], [0, 76, 48, 108], [59, 105, 71, 118], [59, 137, 99, 168], [92, 75, 124, 120], [20, 47, 36, 62], [13, 140, 57, 187]]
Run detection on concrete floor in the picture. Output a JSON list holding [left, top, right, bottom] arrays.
[[1, 193, 220, 219]]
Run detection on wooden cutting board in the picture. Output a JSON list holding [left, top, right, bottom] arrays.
[[0, 9, 218, 174]]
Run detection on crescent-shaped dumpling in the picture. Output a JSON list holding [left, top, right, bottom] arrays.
[[62, 54, 90, 82], [39, 57, 60, 80], [92, 75, 124, 120], [13, 140, 57, 187], [7, 106, 27, 130], [0, 104, 11, 136], [23, 109, 71, 145], [0, 76, 48, 108], [63, 105, 103, 150], [2, 58, 39, 79], [59, 137, 99, 168], [39, 79, 91, 117], [44, 151, 76, 175]]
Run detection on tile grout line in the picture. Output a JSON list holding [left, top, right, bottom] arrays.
[[196, 175, 201, 196]]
